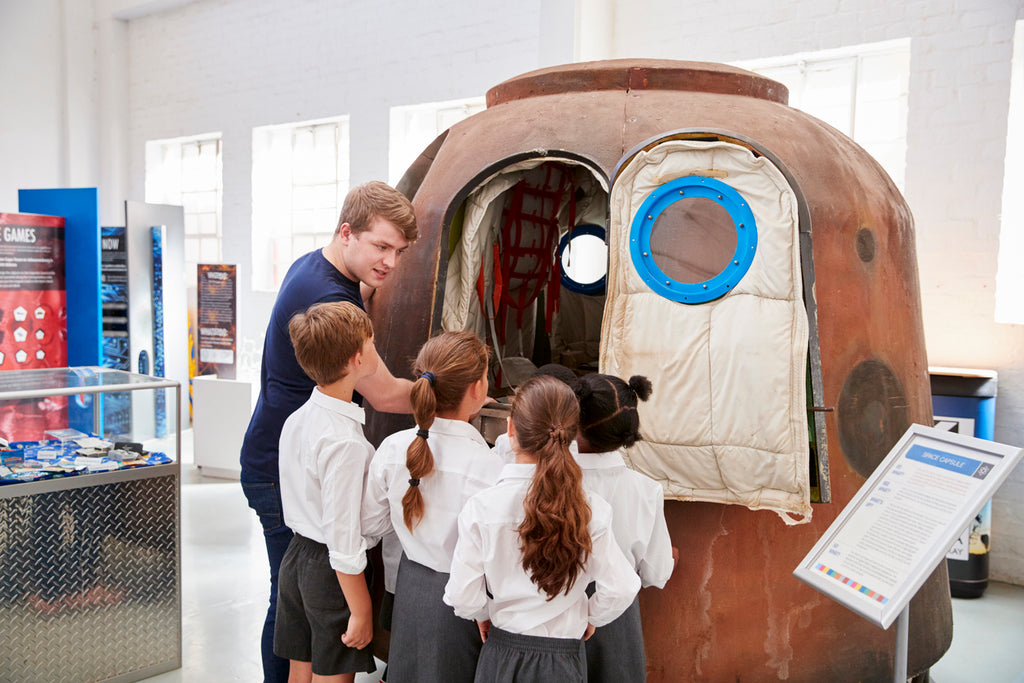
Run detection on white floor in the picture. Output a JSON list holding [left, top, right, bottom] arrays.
[[150, 431, 1024, 682]]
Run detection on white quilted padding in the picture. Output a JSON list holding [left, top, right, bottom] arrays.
[[602, 139, 811, 523]]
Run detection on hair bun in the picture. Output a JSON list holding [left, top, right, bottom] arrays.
[[573, 381, 593, 402], [628, 375, 653, 402]]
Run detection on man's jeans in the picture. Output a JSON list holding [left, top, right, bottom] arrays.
[[241, 480, 294, 683]]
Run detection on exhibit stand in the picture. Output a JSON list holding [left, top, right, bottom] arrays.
[[192, 374, 251, 479], [794, 424, 1022, 682], [0, 367, 181, 683]]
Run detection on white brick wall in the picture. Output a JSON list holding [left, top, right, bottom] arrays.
[[602, 0, 1024, 584]]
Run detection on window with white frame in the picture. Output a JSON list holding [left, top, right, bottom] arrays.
[[251, 116, 350, 291], [388, 97, 486, 185], [736, 39, 910, 191], [145, 134, 223, 268], [996, 20, 1024, 325]]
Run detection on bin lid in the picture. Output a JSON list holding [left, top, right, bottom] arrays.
[[929, 366, 997, 398]]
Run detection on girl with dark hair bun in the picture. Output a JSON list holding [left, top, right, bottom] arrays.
[[444, 376, 640, 682], [362, 331, 502, 682], [573, 373, 675, 683]]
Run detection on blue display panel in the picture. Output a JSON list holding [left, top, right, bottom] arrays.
[[19, 189, 102, 435]]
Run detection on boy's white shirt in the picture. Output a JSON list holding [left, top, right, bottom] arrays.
[[278, 387, 374, 574]]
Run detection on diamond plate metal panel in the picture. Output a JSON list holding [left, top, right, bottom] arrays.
[[0, 474, 180, 682]]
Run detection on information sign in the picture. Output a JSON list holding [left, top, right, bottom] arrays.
[[196, 264, 237, 379], [794, 423, 1022, 629]]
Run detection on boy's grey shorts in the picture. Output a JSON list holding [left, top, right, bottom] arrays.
[[273, 533, 375, 676]]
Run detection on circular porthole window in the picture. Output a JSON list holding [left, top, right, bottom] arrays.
[[629, 176, 757, 304], [558, 224, 607, 295]]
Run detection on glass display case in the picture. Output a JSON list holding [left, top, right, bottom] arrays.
[[0, 367, 181, 683]]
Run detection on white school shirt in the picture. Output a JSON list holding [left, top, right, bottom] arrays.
[[361, 417, 504, 575], [443, 463, 641, 638], [575, 450, 674, 589], [279, 388, 374, 575]]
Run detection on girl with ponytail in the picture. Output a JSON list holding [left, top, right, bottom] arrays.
[[444, 376, 640, 683], [361, 331, 501, 683], [573, 373, 675, 683]]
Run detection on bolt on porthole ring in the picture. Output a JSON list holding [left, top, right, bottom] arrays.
[[629, 175, 757, 304], [557, 224, 607, 296]]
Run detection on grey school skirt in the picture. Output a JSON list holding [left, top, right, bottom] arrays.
[[386, 554, 482, 682], [584, 595, 645, 682], [474, 626, 587, 683]]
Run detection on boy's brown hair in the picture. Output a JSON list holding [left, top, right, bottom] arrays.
[[335, 181, 418, 241], [288, 302, 373, 386]]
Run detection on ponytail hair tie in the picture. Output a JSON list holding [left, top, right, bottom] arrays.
[[416, 428, 429, 440], [408, 478, 421, 487], [549, 425, 568, 445], [420, 370, 436, 386]]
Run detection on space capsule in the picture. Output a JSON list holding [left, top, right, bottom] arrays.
[[365, 59, 951, 681]]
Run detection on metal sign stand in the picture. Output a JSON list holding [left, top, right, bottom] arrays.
[[893, 605, 908, 683]]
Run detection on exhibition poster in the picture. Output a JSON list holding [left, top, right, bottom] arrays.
[[197, 263, 237, 379], [794, 424, 1022, 629], [152, 226, 167, 437], [100, 226, 132, 437], [0, 213, 68, 440]]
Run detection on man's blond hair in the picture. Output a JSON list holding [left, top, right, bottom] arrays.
[[335, 181, 417, 241]]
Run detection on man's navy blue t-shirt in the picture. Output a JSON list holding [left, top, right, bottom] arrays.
[[240, 249, 362, 483]]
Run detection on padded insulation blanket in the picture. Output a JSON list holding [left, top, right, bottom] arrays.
[[602, 139, 811, 523]]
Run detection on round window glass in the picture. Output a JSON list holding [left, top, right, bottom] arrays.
[[650, 197, 737, 284], [558, 225, 607, 295], [628, 175, 757, 304]]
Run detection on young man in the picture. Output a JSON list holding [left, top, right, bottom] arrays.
[[274, 301, 379, 683], [240, 181, 417, 683]]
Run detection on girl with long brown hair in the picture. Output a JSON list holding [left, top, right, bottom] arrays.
[[444, 376, 640, 682], [361, 330, 502, 682]]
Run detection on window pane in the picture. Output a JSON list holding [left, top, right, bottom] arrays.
[[292, 234, 315, 260], [251, 116, 350, 291], [185, 237, 200, 264], [197, 212, 218, 235], [650, 198, 737, 284], [199, 238, 220, 263], [184, 213, 199, 236]]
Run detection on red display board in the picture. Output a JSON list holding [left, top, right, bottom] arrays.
[[0, 213, 68, 439]]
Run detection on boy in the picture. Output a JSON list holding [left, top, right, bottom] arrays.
[[274, 301, 380, 682]]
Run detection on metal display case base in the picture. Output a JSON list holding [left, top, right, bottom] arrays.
[[0, 468, 181, 682]]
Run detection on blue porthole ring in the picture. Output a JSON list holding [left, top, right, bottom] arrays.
[[629, 175, 757, 304], [557, 224, 607, 296]]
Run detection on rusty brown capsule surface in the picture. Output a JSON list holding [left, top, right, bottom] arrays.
[[365, 59, 950, 681]]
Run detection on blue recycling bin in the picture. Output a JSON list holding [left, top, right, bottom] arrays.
[[930, 367, 997, 598]]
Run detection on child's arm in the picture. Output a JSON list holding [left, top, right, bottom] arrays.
[[337, 571, 373, 649], [638, 488, 675, 589], [443, 500, 490, 627], [317, 438, 375, 649], [360, 449, 395, 542], [587, 500, 641, 629]]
